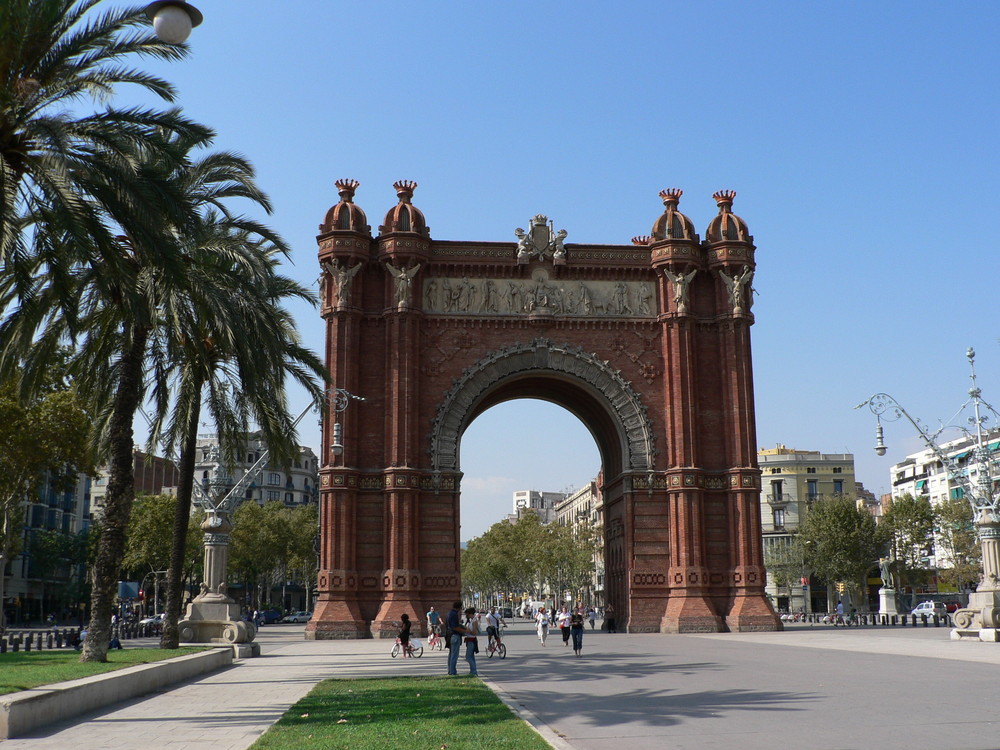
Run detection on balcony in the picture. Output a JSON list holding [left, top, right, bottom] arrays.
[[765, 493, 792, 506]]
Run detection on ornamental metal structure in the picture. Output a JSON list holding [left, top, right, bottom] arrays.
[[177, 391, 360, 646], [857, 347, 1000, 641]]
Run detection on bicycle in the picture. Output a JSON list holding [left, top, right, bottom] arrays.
[[485, 627, 506, 659], [427, 629, 445, 651], [390, 637, 423, 658]]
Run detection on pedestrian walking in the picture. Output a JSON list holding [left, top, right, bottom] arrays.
[[463, 607, 480, 676], [557, 605, 572, 647], [571, 607, 585, 656], [587, 606, 597, 630], [446, 601, 467, 675], [535, 606, 550, 646]]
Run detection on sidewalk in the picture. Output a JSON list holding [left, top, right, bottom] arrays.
[[4, 622, 1000, 749]]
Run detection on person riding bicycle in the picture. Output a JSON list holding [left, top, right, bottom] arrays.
[[398, 613, 412, 657], [485, 607, 503, 647], [426, 606, 441, 636]]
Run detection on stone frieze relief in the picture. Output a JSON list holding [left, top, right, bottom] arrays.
[[422, 270, 655, 318]]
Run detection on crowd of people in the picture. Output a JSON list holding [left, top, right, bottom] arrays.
[[410, 601, 614, 675]]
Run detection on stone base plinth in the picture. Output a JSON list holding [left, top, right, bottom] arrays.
[[661, 594, 724, 633], [879, 588, 899, 615], [725, 593, 782, 632], [178, 618, 255, 644]]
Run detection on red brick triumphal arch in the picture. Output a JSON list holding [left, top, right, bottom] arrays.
[[306, 179, 781, 638]]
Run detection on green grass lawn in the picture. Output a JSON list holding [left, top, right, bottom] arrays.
[[251, 675, 553, 750], [0, 647, 209, 695]]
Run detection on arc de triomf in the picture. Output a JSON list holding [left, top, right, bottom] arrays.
[[307, 179, 780, 638]]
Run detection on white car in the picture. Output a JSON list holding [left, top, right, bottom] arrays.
[[139, 613, 165, 626], [910, 601, 947, 619], [281, 611, 312, 623]]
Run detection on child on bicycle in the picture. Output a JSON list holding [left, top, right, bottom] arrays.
[[398, 613, 412, 657]]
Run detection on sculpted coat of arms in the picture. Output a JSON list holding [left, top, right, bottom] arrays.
[[515, 214, 567, 264]]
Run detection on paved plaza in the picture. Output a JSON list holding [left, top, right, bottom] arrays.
[[3, 621, 1000, 749]]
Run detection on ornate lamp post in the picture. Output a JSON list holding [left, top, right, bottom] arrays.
[[858, 347, 1000, 641]]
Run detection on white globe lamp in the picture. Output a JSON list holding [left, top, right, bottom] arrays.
[[145, 1, 203, 44]]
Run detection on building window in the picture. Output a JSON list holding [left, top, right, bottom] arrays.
[[285, 493, 293, 503], [773, 508, 785, 527], [832, 467, 843, 474], [834, 480, 843, 494], [806, 467, 816, 474], [807, 480, 817, 499], [268, 472, 281, 486], [267, 490, 280, 502], [769, 468, 781, 474]]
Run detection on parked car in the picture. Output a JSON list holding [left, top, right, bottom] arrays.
[[282, 611, 312, 623], [260, 609, 283, 624], [139, 613, 165, 626], [910, 601, 947, 618], [501, 607, 513, 619]]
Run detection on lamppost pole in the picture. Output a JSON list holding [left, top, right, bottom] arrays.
[[857, 347, 1000, 641]]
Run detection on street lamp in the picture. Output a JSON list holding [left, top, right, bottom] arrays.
[[145, 1, 203, 44], [857, 347, 1000, 641], [329, 388, 365, 459]]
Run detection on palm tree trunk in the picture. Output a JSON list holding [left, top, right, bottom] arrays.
[[161, 388, 202, 648], [81, 328, 148, 662]]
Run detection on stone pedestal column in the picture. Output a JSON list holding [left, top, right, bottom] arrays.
[[179, 513, 255, 645], [952, 514, 1000, 642], [878, 588, 898, 616]]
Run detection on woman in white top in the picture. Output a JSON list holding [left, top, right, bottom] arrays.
[[556, 606, 572, 647], [535, 606, 550, 646]]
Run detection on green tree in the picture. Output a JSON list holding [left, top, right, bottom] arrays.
[[799, 495, 884, 607], [764, 536, 805, 598], [0, 382, 91, 633], [462, 511, 600, 608], [143, 138, 323, 648], [0, 0, 204, 287], [934, 495, 981, 593], [122, 493, 203, 615], [0, 1, 215, 662], [881, 493, 935, 603]]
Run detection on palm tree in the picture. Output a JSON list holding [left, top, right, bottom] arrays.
[[0, 128, 239, 661], [157, 222, 326, 648], [1, 0, 207, 293]]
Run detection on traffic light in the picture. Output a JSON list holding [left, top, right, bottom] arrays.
[[835, 582, 845, 594], [138, 589, 144, 601]]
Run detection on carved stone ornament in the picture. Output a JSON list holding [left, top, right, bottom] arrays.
[[322, 259, 362, 308], [386, 261, 421, 309], [430, 338, 657, 473], [663, 268, 697, 314], [515, 214, 567, 264], [422, 269, 655, 318], [720, 265, 754, 315]]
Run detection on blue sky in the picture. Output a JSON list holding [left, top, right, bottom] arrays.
[[125, 1, 1000, 540]]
